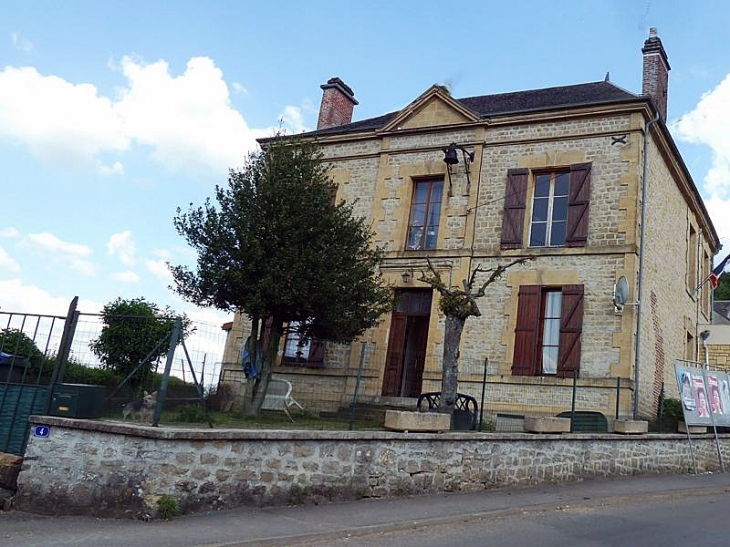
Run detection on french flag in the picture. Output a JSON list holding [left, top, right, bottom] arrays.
[[710, 253, 730, 289]]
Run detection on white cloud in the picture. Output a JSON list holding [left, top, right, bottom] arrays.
[[231, 82, 248, 94], [0, 279, 102, 315], [676, 74, 730, 254], [24, 232, 97, 277], [677, 74, 730, 199], [0, 227, 19, 238], [26, 232, 91, 256], [0, 248, 20, 276], [0, 56, 310, 177], [111, 270, 139, 283], [107, 230, 136, 265], [0, 66, 128, 174], [280, 105, 309, 134], [145, 258, 174, 285], [114, 56, 257, 174], [11, 32, 33, 52]]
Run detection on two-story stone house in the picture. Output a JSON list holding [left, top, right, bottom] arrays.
[[221, 30, 719, 422]]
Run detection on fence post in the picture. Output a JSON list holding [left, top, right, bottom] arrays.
[[479, 357, 488, 432], [615, 377, 621, 420], [570, 369, 578, 433], [152, 318, 181, 427], [349, 343, 367, 431], [44, 296, 79, 413]]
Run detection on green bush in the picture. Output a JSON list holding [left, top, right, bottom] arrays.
[[63, 362, 123, 387], [174, 403, 209, 423], [156, 495, 180, 520]]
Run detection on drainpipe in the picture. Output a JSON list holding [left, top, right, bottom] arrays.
[[633, 110, 661, 419]]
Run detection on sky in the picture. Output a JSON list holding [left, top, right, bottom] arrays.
[[2, 0, 730, 329]]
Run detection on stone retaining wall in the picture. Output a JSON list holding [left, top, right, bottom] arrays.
[[15, 416, 728, 518]]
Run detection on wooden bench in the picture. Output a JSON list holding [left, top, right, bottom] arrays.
[[261, 379, 304, 421]]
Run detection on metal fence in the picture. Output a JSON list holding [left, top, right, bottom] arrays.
[[0, 299, 229, 454]]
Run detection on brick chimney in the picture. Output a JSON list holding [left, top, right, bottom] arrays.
[[317, 77, 358, 130], [641, 27, 671, 120]]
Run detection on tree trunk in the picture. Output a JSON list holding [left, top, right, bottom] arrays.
[[440, 313, 465, 425], [248, 317, 282, 416]]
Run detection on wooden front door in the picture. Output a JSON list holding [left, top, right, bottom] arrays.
[[381, 290, 432, 397]]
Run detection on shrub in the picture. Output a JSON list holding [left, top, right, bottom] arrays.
[[175, 403, 209, 423], [156, 495, 180, 520]]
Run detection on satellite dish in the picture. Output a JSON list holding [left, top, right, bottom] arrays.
[[613, 276, 630, 311]]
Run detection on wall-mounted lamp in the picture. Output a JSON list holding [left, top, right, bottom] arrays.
[[401, 269, 414, 284], [442, 143, 475, 196]]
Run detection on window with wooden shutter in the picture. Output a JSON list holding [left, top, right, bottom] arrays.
[[500, 168, 529, 249], [556, 285, 584, 378], [512, 285, 541, 375], [565, 163, 591, 247], [511, 284, 584, 377]]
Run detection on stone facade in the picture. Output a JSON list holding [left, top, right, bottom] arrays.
[[15, 416, 727, 518], [221, 38, 718, 422]]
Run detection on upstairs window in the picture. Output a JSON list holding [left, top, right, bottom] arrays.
[[501, 163, 591, 250], [529, 172, 569, 247], [406, 179, 443, 250]]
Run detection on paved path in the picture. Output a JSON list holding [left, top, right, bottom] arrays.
[[2, 473, 730, 547]]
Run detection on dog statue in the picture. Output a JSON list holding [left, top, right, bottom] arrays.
[[122, 390, 158, 422]]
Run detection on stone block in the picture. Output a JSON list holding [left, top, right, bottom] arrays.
[[384, 410, 450, 432], [523, 417, 571, 434], [678, 422, 708, 434], [0, 453, 22, 490], [613, 420, 648, 434]]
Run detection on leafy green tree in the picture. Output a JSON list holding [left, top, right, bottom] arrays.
[[0, 329, 45, 366], [90, 297, 188, 385], [169, 135, 394, 413], [714, 272, 730, 301]]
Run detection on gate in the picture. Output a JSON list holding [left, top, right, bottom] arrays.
[[0, 299, 78, 455]]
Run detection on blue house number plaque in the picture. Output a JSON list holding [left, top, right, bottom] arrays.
[[33, 425, 50, 438]]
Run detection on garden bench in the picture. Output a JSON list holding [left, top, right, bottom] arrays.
[[262, 379, 304, 421], [416, 391, 479, 431]]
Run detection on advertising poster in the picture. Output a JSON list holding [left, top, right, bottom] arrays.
[[675, 364, 730, 427]]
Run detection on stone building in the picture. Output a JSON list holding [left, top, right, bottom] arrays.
[[221, 29, 719, 422]]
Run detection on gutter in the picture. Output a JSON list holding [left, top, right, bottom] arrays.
[[633, 110, 661, 419]]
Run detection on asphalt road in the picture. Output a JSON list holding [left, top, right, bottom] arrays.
[[2, 473, 730, 546]]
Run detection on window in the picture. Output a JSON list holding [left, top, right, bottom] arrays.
[[406, 179, 443, 250], [501, 163, 591, 249], [529, 172, 569, 247], [687, 223, 698, 293], [685, 330, 695, 362], [281, 321, 325, 365], [512, 285, 584, 377]]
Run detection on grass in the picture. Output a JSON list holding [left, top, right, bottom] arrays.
[[161, 409, 382, 430]]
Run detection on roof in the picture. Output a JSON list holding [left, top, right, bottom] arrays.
[[715, 301, 730, 322], [308, 81, 639, 137]]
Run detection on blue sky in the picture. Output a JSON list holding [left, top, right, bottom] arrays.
[[2, 1, 730, 326]]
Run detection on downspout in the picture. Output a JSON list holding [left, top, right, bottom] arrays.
[[633, 110, 661, 419]]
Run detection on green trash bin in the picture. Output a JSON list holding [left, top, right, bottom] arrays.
[[49, 383, 106, 419]]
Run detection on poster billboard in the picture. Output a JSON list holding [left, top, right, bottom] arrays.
[[675, 364, 730, 427]]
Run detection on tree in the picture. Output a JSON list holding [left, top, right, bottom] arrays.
[[419, 257, 530, 424], [169, 135, 394, 413], [714, 272, 730, 301], [90, 297, 188, 385]]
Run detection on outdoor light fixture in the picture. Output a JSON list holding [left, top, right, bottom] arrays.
[[442, 143, 475, 196], [401, 269, 413, 284]]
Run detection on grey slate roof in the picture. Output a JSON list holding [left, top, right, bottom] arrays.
[[715, 301, 730, 322], [309, 81, 640, 137]]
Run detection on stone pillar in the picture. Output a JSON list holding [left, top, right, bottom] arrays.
[[317, 77, 358, 130], [641, 27, 671, 120]]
